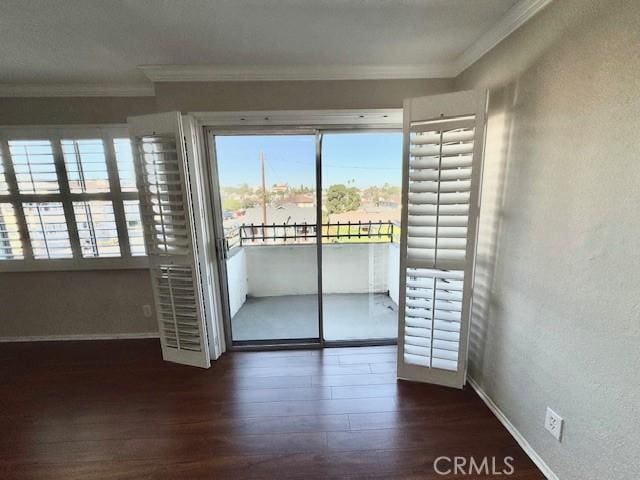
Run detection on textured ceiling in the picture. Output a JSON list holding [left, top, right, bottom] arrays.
[[0, 0, 519, 84]]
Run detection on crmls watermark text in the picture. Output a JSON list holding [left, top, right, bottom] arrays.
[[433, 456, 515, 476]]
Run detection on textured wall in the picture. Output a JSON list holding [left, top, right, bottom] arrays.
[[154, 78, 453, 112], [0, 96, 156, 125], [0, 270, 157, 338], [456, 0, 640, 478]]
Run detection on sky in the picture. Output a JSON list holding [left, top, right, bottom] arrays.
[[214, 132, 402, 189]]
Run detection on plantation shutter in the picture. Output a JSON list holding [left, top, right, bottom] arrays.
[[128, 112, 211, 368], [397, 91, 486, 388]]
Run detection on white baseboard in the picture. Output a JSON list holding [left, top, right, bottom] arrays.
[[0, 332, 160, 343], [468, 377, 559, 480]]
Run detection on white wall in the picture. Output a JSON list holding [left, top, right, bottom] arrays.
[[243, 243, 391, 297], [456, 1, 640, 478], [225, 248, 248, 317], [323, 243, 390, 295]]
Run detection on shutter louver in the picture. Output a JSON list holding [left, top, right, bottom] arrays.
[[406, 117, 475, 270], [61, 139, 110, 193], [123, 199, 145, 256], [113, 138, 138, 192], [155, 265, 202, 351], [398, 91, 485, 388], [0, 155, 10, 195], [138, 136, 191, 257], [129, 112, 210, 368], [73, 200, 121, 257], [0, 203, 23, 259], [404, 268, 463, 371], [23, 202, 72, 259], [8, 140, 59, 194]]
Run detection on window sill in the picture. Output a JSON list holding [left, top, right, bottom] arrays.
[[0, 256, 149, 272]]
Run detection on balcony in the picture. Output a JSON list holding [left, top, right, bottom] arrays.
[[224, 222, 400, 342]]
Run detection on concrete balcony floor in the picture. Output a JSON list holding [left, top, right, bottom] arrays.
[[231, 293, 398, 341]]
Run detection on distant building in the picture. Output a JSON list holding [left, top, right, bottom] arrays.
[[286, 194, 315, 208], [271, 183, 288, 194], [242, 204, 316, 225]]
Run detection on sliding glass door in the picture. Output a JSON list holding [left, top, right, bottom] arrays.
[[212, 134, 320, 344], [210, 129, 401, 348], [321, 132, 402, 342]]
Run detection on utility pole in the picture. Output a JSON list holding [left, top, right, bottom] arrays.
[[260, 151, 267, 224]]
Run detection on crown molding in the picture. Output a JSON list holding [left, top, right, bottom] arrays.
[[139, 63, 456, 82], [452, 0, 555, 76], [0, 83, 155, 97]]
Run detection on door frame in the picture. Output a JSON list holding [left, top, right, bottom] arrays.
[[195, 110, 402, 351]]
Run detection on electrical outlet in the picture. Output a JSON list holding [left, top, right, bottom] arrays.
[[545, 407, 563, 441], [142, 304, 153, 317]]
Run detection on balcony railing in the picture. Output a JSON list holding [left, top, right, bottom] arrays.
[[225, 221, 398, 248]]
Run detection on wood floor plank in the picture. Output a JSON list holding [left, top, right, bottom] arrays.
[[0, 339, 544, 479], [224, 363, 372, 378], [225, 352, 340, 367], [312, 372, 396, 387], [0, 415, 351, 450], [2, 445, 541, 480], [331, 383, 399, 399], [312, 345, 397, 356], [337, 352, 397, 365], [369, 361, 397, 373]]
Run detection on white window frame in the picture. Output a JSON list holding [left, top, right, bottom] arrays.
[[0, 124, 148, 272]]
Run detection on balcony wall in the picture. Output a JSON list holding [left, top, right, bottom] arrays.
[[226, 242, 400, 313], [226, 247, 248, 318]]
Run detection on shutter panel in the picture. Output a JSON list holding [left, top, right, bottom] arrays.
[[128, 112, 210, 368], [397, 91, 486, 388]]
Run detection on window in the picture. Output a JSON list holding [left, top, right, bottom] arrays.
[[0, 154, 10, 195], [74, 200, 120, 257], [123, 199, 145, 256], [23, 202, 72, 259], [62, 139, 110, 193], [0, 203, 23, 259], [0, 127, 147, 269], [8, 140, 58, 194], [114, 138, 137, 192]]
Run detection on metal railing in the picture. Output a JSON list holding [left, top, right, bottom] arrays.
[[225, 221, 398, 248]]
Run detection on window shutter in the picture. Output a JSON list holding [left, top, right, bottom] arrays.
[[73, 200, 120, 257], [0, 203, 23, 260], [128, 112, 211, 368], [397, 90, 486, 388], [23, 202, 72, 259], [8, 140, 59, 194], [61, 139, 110, 193], [123, 199, 145, 256]]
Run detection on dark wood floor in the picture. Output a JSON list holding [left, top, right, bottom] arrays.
[[0, 340, 543, 479]]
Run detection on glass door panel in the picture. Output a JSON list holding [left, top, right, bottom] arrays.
[[321, 132, 402, 341], [213, 134, 319, 344]]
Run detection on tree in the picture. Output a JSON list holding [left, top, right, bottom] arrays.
[[240, 198, 256, 209], [222, 197, 242, 212], [363, 186, 382, 204], [325, 184, 361, 215]]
